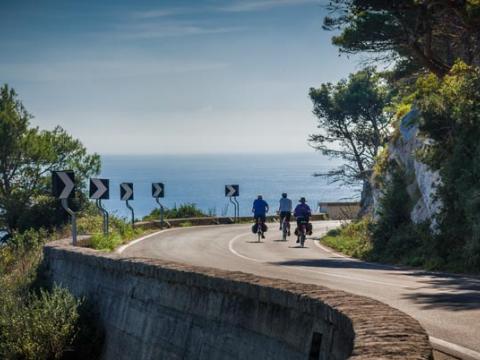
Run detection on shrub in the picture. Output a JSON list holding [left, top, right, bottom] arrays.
[[0, 229, 104, 358], [321, 218, 373, 259], [414, 62, 480, 272], [143, 203, 207, 220], [89, 233, 123, 251], [0, 286, 81, 360]]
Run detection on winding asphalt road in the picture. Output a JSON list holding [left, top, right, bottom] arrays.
[[119, 221, 480, 360]]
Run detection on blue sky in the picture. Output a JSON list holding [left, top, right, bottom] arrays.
[[1, 0, 359, 154]]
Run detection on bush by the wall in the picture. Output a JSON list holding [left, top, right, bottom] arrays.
[[0, 229, 104, 359], [143, 203, 207, 221]]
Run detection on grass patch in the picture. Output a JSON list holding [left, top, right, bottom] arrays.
[[321, 219, 373, 259], [143, 203, 208, 220]]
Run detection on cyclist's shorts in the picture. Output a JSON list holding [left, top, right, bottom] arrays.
[[280, 211, 291, 221], [254, 215, 266, 223]]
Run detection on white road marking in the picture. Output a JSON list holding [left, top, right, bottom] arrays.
[[227, 231, 480, 360], [430, 336, 480, 360], [117, 228, 175, 254], [313, 239, 348, 258], [227, 231, 411, 288], [119, 223, 480, 360], [228, 233, 266, 263]]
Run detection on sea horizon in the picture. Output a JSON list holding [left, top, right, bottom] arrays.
[[97, 152, 360, 220]]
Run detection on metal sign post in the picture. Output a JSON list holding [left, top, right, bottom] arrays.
[[156, 198, 165, 229], [52, 171, 77, 245], [120, 183, 134, 227], [61, 199, 77, 245], [90, 178, 110, 236], [225, 185, 240, 223], [96, 199, 109, 236], [233, 197, 240, 221], [229, 196, 236, 223], [126, 200, 135, 227], [152, 183, 165, 229]]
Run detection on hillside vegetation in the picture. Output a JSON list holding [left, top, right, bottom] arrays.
[[317, 1, 480, 274]]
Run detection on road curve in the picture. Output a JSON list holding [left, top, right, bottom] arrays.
[[119, 221, 480, 359]]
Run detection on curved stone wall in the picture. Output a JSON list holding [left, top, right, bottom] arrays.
[[43, 242, 432, 360]]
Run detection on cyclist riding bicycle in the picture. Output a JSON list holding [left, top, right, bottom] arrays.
[[252, 195, 269, 238], [278, 193, 292, 235], [294, 197, 312, 242]]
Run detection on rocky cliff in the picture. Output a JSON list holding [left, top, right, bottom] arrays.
[[373, 109, 442, 230]]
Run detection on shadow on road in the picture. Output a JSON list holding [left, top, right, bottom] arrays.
[[274, 258, 480, 310], [273, 258, 393, 270], [401, 272, 480, 311]]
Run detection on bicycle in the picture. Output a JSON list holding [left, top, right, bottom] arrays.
[[256, 217, 265, 242], [280, 215, 290, 241], [296, 219, 308, 247]]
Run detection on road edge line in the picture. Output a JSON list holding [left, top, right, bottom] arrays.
[[430, 336, 480, 360], [117, 228, 175, 254]]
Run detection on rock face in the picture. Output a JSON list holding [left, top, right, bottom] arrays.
[[43, 240, 432, 360], [374, 109, 442, 230]]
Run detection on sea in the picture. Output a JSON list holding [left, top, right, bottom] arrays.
[[98, 153, 360, 220]]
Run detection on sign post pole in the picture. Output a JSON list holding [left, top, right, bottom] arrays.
[[233, 196, 240, 222], [126, 200, 134, 227], [61, 198, 77, 245], [225, 185, 240, 223], [229, 196, 236, 223], [120, 183, 134, 227], [155, 198, 164, 229], [152, 183, 165, 229], [96, 199, 109, 236], [52, 171, 76, 245], [90, 178, 110, 236]]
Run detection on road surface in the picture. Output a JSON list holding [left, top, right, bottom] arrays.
[[119, 221, 480, 360]]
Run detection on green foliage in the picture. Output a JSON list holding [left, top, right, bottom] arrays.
[[324, 1, 480, 77], [323, 165, 433, 269], [0, 228, 47, 292], [0, 84, 101, 234], [309, 68, 393, 214], [309, 68, 393, 184], [0, 286, 80, 360], [0, 229, 103, 359], [371, 164, 412, 254], [89, 233, 124, 252], [322, 219, 373, 259], [78, 212, 145, 251], [143, 203, 207, 220], [413, 63, 480, 272]]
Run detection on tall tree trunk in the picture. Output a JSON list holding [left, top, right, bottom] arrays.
[[358, 179, 373, 218]]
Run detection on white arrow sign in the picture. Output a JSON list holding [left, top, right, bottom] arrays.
[[152, 183, 164, 198], [91, 179, 108, 199], [121, 183, 133, 201], [225, 185, 238, 197], [58, 172, 75, 199]]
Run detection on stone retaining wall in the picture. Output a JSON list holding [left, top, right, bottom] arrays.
[[43, 242, 432, 360]]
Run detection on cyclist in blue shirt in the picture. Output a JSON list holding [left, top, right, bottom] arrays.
[[252, 195, 269, 238]]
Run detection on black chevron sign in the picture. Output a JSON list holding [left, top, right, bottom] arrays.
[[89, 178, 109, 200], [152, 183, 164, 198], [225, 184, 239, 197], [52, 171, 75, 199], [120, 183, 134, 201]]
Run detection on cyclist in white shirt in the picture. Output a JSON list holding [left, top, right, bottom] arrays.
[[278, 193, 292, 235]]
